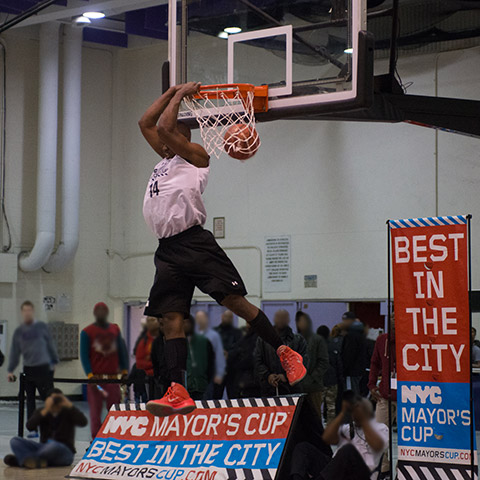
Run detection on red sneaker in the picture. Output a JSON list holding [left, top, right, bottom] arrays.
[[146, 383, 196, 417], [277, 345, 307, 386]]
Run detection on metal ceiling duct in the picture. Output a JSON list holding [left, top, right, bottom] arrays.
[[44, 25, 83, 272], [19, 22, 60, 272]]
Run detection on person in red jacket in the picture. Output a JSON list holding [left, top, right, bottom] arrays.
[[368, 317, 396, 479], [131, 316, 161, 402], [135, 317, 160, 376], [80, 303, 129, 438]]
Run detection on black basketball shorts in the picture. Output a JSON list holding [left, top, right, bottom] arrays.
[[144, 226, 248, 317]]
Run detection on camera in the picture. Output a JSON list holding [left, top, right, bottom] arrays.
[[343, 389, 362, 410], [342, 390, 363, 424]]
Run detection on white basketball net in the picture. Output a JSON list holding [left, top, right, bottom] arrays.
[[183, 86, 260, 159]]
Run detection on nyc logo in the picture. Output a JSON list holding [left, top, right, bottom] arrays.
[[402, 385, 442, 405]]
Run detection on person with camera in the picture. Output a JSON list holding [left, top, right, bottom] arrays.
[[290, 391, 389, 480], [4, 388, 87, 469]]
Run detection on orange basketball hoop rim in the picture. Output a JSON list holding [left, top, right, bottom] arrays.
[[193, 83, 269, 113], [183, 83, 266, 159]]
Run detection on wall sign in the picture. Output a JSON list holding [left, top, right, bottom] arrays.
[[264, 236, 291, 293], [213, 217, 225, 239], [57, 293, 72, 313], [43, 296, 56, 312], [304, 275, 317, 288]]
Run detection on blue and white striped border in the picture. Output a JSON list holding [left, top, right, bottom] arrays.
[[110, 396, 300, 412], [389, 215, 468, 229]]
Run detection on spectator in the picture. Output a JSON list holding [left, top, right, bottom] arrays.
[[331, 324, 346, 402], [317, 325, 343, 424], [341, 311, 357, 331], [296, 312, 329, 419], [7, 301, 59, 438], [129, 321, 147, 403], [195, 311, 225, 399], [226, 324, 257, 398], [341, 312, 367, 395], [215, 310, 242, 356], [80, 302, 129, 438], [472, 328, 480, 366], [4, 388, 87, 469], [330, 322, 346, 412], [368, 314, 396, 479], [290, 392, 388, 480], [474, 328, 480, 348], [130, 316, 161, 402], [215, 310, 243, 398], [184, 315, 215, 400], [361, 325, 377, 397], [254, 309, 307, 397], [330, 323, 344, 350]]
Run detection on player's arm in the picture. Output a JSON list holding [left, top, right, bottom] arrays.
[[138, 86, 178, 156], [157, 82, 210, 168]]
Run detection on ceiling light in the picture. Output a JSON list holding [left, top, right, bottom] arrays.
[[72, 15, 91, 25], [83, 11, 106, 19], [217, 31, 229, 39], [344, 47, 353, 54], [224, 26, 242, 34]]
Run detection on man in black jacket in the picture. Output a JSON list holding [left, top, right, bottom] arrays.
[[341, 312, 367, 395], [184, 315, 215, 400], [4, 388, 87, 469], [254, 310, 307, 396], [317, 325, 343, 424], [226, 324, 258, 398], [214, 310, 243, 398], [215, 310, 243, 354]]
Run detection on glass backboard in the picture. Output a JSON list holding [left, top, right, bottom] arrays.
[[169, 0, 370, 121]]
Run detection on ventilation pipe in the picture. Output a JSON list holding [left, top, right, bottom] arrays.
[[44, 25, 82, 272], [19, 22, 60, 272]]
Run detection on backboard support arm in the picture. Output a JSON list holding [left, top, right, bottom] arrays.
[[181, 0, 187, 84], [168, 0, 177, 87]]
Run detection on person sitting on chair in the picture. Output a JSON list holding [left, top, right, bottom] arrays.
[[290, 391, 389, 480], [4, 388, 87, 469]]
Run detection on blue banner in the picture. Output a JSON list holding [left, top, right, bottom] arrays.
[[398, 381, 473, 451], [85, 438, 285, 470]]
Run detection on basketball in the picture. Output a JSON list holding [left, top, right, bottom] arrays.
[[223, 123, 260, 160]]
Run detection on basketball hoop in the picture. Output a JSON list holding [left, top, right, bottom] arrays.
[[183, 84, 268, 159]]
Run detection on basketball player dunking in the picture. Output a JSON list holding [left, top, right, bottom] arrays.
[[139, 82, 306, 417]]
